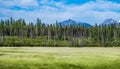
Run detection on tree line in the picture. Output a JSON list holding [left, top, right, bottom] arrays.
[[0, 17, 120, 47]]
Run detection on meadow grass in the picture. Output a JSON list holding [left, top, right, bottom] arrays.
[[0, 47, 120, 69]]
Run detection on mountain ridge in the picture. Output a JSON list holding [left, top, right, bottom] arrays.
[[59, 19, 92, 27], [101, 18, 119, 25]]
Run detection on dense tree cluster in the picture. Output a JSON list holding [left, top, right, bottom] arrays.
[[0, 17, 120, 47]]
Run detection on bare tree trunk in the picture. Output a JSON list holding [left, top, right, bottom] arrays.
[[89, 29, 92, 45], [47, 28, 51, 46], [3, 24, 6, 45], [30, 27, 33, 46], [21, 25, 24, 46], [35, 25, 38, 38], [0, 32, 1, 45], [71, 27, 75, 46], [101, 31, 104, 45], [63, 28, 66, 41], [54, 36, 56, 47], [113, 29, 117, 42]]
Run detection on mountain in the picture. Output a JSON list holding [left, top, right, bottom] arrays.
[[102, 18, 118, 25], [118, 20, 120, 23], [59, 19, 92, 27]]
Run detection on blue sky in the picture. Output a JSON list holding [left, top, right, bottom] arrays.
[[0, 0, 120, 25]]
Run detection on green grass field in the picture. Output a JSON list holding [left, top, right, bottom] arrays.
[[0, 47, 120, 69]]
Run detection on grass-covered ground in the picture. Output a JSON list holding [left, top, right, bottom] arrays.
[[0, 47, 120, 69]]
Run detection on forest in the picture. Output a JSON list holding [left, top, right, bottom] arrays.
[[0, 17, 120, 47]]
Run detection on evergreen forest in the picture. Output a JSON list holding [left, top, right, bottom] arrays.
[[0, 17, 120, 47]]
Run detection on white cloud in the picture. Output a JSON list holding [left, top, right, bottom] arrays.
[[19, 0, 39, 8], [0, 0, 38, 8], [0, 0, 120, 25]]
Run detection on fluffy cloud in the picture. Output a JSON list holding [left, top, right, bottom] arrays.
[[0, 0, 120, 25], [0, 0, 38, 8]]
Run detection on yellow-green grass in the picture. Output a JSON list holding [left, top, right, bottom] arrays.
[[0, 47, 120, 69]]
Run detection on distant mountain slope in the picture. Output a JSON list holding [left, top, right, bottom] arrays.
[[102, 18, 118, 25], [59, 19, 92, 27]]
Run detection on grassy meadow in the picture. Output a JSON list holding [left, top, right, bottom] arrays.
[[0, 47, 120, 69]]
